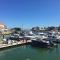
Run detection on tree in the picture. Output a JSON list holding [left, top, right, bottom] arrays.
[[46, 26, 55, 31], [11, 27, 21, 34], [58, 26, 60, 31], [31, 26, 40, 33]]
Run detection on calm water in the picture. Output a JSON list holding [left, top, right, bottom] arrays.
[[0, 45, 60, 60]]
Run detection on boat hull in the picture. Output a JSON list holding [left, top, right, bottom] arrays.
[[31, 40, 52, 48], [53, 39, 60, 43]]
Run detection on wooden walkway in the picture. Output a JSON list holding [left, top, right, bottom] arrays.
[[0, 40, 31, 49]]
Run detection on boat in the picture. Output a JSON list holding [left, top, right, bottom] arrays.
[[52, 35, 60, 43], [31, 38, 56, 48], [9, 34, 19, 40]]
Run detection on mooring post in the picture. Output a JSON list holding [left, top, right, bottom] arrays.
[[3, 34, 4, 39]]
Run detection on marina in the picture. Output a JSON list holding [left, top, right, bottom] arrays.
[[0, 31, 60, 50], [0, 24, 60, 60], [0, 0, 60, 60]]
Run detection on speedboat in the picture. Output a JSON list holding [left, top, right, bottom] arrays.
[[31, 38, 56, 48]]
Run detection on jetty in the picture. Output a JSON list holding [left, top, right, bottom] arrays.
[[0, 40, 31, 50]]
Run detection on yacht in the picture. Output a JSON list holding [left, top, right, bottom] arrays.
[[31, 38, 55, 48]]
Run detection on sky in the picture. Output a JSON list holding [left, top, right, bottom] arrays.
[[0, 0, 60, 28]]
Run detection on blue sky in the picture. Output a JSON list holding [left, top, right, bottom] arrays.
[[0, 0, 60, 28]]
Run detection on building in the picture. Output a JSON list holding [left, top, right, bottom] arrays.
[[0, 23, 7, 29], [0, 23, 11, 34]]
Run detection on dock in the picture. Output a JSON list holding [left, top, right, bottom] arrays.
[[0, 40, 31, 50]]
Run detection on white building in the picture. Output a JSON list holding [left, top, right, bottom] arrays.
[[0, 23, 11, 34]]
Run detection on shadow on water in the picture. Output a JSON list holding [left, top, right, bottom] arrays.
[[0, 44, 60, 60], [55, 44, 60, 54], [30, 44, 60, 55], [0, 44, 59, 53]]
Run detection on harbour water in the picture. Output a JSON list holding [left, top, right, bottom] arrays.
[[0, 45, 60, 60]]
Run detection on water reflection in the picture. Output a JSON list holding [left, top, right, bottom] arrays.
[[30, 44, 60, 55], [55, 44, 59, 54], [0, 45, 60, 60]]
